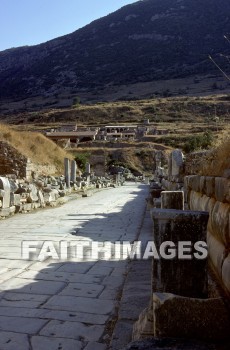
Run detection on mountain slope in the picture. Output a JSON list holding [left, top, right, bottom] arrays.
[[0, 0, 230, 99]]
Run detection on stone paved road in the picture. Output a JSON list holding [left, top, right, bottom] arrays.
[[0, 183, 149, 350]]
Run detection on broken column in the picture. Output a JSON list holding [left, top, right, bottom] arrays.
[[64, 158, 70, 188], [161, 190, 184, 210], [70, 160, 77, 183], [85, 162, 91, 185], [151, 208, 209, 298], [85, 162, 91, 175]]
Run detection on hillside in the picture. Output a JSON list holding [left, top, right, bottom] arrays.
[[0, 124, 70, 171], [0, 0, 230, 101]]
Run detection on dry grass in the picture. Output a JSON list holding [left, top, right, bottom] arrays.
[[185, 125, 230, 176], [0, 123, 72, 172], [201, 127, 230, 176]]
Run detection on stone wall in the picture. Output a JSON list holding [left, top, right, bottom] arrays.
[[0, 141, 57, 179], [185, 174, 230, 296]]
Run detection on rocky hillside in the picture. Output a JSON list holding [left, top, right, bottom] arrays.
[[0, 0, 230, 99]]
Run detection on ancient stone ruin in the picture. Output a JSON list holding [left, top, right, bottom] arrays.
[[128, 148, 230, 349]]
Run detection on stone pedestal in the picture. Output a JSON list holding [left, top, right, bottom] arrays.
[[161, 190, 184, 210], [70, 160, 77, 183], [64, 158, 70, 188], [0, 177, 11, 208], [151, 209, 209, 298]]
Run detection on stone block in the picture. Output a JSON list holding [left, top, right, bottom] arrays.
[[31, 336, 82, 350], [170, 149, 184, 177], [215, 177, 230, 203], [189, 190, 203, 211], [0, 332, 30, 350], [0, 208, 11, 217], [204, 176, 215, 197], [199, 195, 215, 213], [207, 231, 225, 277], [151, 209, 209, 298], [187, 175, 200, 192], [38, 190, 45, 207], [40, 320, 104, 342], [153, 293, 230, 340], [199, 176, 206, 194], [161, 191, 184, 210], [13, 194, 21, 206], [209, 201, 230, 245], [22, 203, 32, 212]]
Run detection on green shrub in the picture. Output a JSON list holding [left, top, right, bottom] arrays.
[[183, 131, 214, 153]]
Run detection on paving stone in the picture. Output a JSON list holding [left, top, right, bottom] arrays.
[[84, 342, 107, 350], [19, 270, 102, 284], [31, 335, 83, 350], [56, 262, 95, 273], [0, 292, 50, 308], [0, 183, 149, 348], [0, 306, 48, 318], [0, 331, 30, 350], [40, 320, 104, 342], [59, 283, 104, 298], [99, 287, 120, 300], [41, 309, 109, 324], [0, 277, 66, 295], [0, 315, 47, 334], [88, 266, 113, 276], [43, 295, 114, 315], [102, 275, 125, 288]]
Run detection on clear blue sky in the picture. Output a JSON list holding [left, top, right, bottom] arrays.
[[0, 0, 137, 51]]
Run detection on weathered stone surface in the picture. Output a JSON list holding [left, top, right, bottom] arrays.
[[151, 209, 209, 298], [86, 162, 91, 174], [59, 282, 104, 298], [9, 179, 18, 193], [215, 177, 230, 203], [41, 310, 109, 325], [40, 320, 104, 342], [0, 177, 10, 208], [70, 160, 77, 183], [161, 191, 184, 210], [209, 201, 230, 244], [0, 278, 66, 295], [207, 231, 226, 276], [64, 157, 71, 188], [42, 295, 114, 314], [31, 336, 82, 350], [27, 184, 39, 203], [189, 190, 203, 210], [187, 175, 201, 192], [110, 321, 133, 350], [84, 342, 107, 350], [132, 306, 153, 341], [204, 176, 215, 198], [0, 315, 47, 334], [170, 149, 184, 177], [0, 331, 30, 350], [152, 293, 230, 340]]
